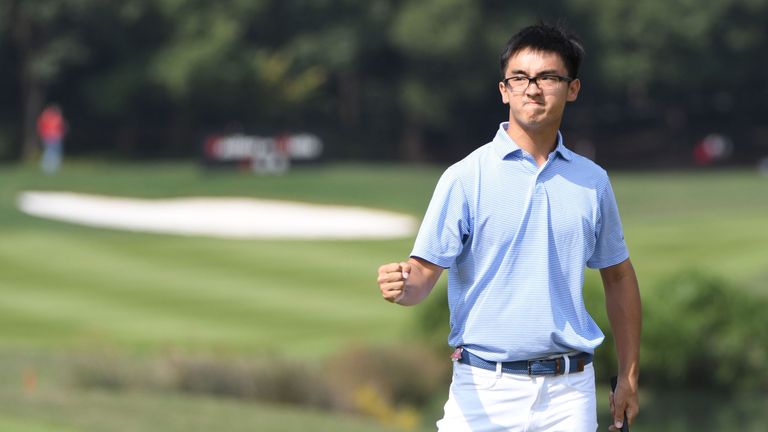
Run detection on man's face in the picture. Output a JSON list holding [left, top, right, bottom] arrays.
[[499, 48, 580, 132]]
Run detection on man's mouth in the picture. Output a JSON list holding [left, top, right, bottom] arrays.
[[523, 101, 545, 109], [523, 99, 544, 105]]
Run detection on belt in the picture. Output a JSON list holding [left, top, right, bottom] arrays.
[[455, 348, 592, 376]]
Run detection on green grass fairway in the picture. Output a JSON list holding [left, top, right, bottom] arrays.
[[612, 170, 768, 293], [1, 161, 767, 431], [0, 162, 444, 356]]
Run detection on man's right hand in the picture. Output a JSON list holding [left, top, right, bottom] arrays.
[[377, 258, 443, 306], [377, 261, 411, 304]]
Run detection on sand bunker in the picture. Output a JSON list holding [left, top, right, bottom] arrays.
[[17, 191, 417, 240]]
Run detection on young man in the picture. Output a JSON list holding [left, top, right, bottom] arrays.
[[377, 23, 640, 431]]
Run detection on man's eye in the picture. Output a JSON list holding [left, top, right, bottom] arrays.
[[539, 75, 559, 82], [510, 76, 528, 82]]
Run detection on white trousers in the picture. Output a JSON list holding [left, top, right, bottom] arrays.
[[436, 361, 598, 432]]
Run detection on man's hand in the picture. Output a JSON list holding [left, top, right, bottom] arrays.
[[377, 261, 411, 303], [609, 376, 638, 431], [377, 258, 443, 306]]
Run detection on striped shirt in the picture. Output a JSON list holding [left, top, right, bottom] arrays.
[[411, 122, 629, 362]]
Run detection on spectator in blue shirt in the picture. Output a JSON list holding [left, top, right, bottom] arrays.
[[377, 23, 640, 432]]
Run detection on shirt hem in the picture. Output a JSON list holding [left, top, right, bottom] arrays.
[[409, 252, 451, 269], [587, 250, 630, 270]]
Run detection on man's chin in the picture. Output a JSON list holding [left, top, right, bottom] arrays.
[[519, 118, 545, 131]]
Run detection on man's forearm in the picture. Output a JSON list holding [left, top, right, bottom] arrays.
[[396, 257, 443, 306], [603, 259, 641, 430], [602, 260, 642, 383], [607, 287, 641, 382]]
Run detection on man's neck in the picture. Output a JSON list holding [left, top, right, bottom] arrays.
[[505, 122, 559, 167]]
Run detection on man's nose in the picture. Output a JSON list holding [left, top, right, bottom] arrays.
[[524, 79, 543, 95]]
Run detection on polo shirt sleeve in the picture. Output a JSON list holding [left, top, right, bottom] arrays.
[[410, 166, 470, 269], [587, 176, 629, 269]]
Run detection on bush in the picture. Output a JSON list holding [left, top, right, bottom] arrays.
[[325, 344, 450, 410], [72, 344, 450, 429], [325, 344, 449, 430], [73, 352, 333, 408], [639, 271, 768, 391], [413, 283, 451, 352], [168, 355, 332, 408]]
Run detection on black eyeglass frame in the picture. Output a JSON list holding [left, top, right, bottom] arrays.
[[502, 74, 574, 90]]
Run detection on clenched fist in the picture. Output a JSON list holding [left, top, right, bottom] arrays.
[[377, 261, 411, 303]]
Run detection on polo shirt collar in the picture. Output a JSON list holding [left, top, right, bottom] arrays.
[[492, 122, 573, 162]]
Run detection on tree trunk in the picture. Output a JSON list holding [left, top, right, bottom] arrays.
[[338, 71, 360, 129], [21, 68, 45, 161], [400, 118, 425, 162], [10, 0, 45, 162]]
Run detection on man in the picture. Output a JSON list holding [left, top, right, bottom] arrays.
[[377, 23, 640, 431], [37, 104, 68, 175]]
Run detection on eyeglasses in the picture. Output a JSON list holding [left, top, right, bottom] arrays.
[[503, 74, 573, 92]]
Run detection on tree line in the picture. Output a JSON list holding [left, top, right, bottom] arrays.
[[2, 0, 767, 167]]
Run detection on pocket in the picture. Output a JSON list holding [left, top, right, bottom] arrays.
[[452, 362, 500, 392], [564, 362, 596, 394]]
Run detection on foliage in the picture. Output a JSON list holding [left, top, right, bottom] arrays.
[[325, 344, 449, 409], [74, 352, 333, 407], [2, 1, 767, 163], [570, 0, 768, 91], [2, 353, 415, 432], [566, 0, 768, 164], [71, 344, 447, 431], [587, 270, 768, 391], [413, 283, 451, 352], [639, 271, 768, 391]]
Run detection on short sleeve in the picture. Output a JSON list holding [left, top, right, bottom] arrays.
[[410, 166, 470, 269], [586, 176, 629, 269]]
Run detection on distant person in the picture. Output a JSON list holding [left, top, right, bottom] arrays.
[[377, 23, 640, 431], [37, 104, 67, 175]]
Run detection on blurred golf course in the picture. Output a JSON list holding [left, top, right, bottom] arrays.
[[1, 161, 767, 431]]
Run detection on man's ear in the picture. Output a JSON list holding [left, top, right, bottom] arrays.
[[567, 78, 581, 102], [499, 81, 510, 104]]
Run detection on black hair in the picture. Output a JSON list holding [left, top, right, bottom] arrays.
[[499, 22, 585, 79]]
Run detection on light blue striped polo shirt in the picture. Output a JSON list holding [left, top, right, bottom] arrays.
[[411, 122, 629, 362]]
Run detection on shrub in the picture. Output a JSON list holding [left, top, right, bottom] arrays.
[[413, 283, 451, 352], [639, 270, 768, 391], [167, 354, 332, 408], [590, 269, 768, 391], [72, 351, 172, 391], [325, 344, 450, 411], [72, 344, 450, 429], [73, 352, 333, 408]]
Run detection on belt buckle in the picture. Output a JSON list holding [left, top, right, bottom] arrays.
[[527, 357, 562, 376], [527, 359, 542, 376]]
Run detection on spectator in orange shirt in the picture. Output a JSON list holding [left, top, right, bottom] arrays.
[[37, 104, 68, 175]]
